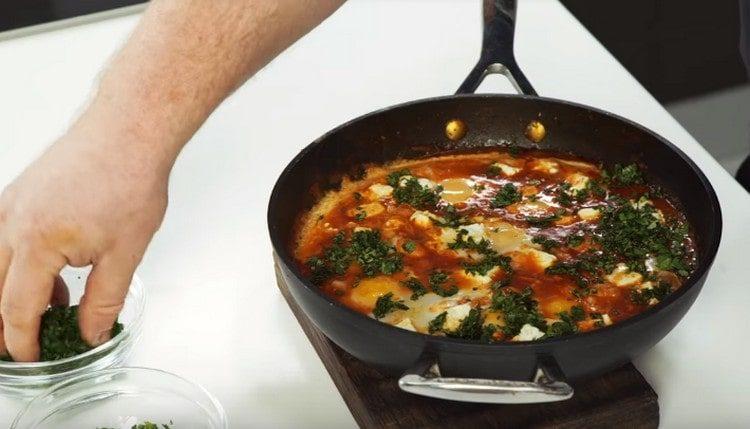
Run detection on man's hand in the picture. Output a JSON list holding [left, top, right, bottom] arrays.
[[0, 0, 344, 361], [0, 125, 168, 361]]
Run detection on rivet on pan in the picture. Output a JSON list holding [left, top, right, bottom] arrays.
[[525, 120, 546, 143], [445, 119, 467, 141]]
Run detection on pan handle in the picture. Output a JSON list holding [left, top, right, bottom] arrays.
[[456, 0, 537, 96], [398, 354, 573, 404]]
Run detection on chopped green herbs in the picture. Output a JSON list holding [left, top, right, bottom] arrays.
[[401, 277, 428, 300], [433, 204, 469, 228], [532, 235, 559, 252], [372, 292, 409, 319], [545, 305, 585, 338], [566, 233, 585, 247], [402, 240, 417, 253], [524, 211, 563, 227], [306, 229, 404, 284], [354, 210, 366, 221], [486, 163, 503, 177], [428, 312, 447, 333], [0, 305, 124, 362], [463, 254, 512, 277], [386, 170, 444, 209], [490, 183, 522, 208], [491, 288, 546, 337], [350, 230, 404, 276], [449, 308, 483, 340], [429, 271, 459, 297], [597, 197, 691, 275], [604, 163, 644, 187], [630, 282, 672, 305]]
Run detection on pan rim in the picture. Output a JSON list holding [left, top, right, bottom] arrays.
[[268, 93, 723, 349]]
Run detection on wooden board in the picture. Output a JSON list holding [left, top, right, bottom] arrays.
[[275, 263, 659, 429]]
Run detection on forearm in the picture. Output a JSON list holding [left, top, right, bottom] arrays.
[[71, 0, 344, 173]]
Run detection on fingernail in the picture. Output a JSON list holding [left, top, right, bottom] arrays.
[[91, 330, 111, 347]]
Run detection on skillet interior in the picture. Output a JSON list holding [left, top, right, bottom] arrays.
[[268, 94, 721, 381]]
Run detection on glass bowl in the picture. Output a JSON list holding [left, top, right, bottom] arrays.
[[0, 266, 145, 397], [11, 367, 227, 428]]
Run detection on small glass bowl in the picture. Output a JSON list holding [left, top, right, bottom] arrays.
[[0, 266, 145, 397], [11, 367, 228, 428]]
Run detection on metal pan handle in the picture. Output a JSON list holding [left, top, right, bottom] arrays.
[[398, 355, 573, 404], [456, 0, 537, 96]]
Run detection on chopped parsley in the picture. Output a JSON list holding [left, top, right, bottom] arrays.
[[354, 210, 366, 221], [428, 312, 447, 333], [0, 305, 124, 362], [387, 170, 443, 209], [532, 235, 560, 252], [449, 308, 483, 340], [372, 292, 409, 318], [490, 183, 522, 208], [604, 163, 644, 187], [524, 210, 563, 227], [630, 282, 672, 305], [306, 229, 404, 285], [350, 229, 404, 276], [566, 232, 585, 247], [463, 254, 512, 277], [433, 204, 469, 228], [486, 163, 503, 177], [401, 277, 428, 300], [597, 196, 691, 275], [402, 240, 416, 253], [429, 271, 459, 297], [545, 305, 585, 338], [490, 287, 546, 337]]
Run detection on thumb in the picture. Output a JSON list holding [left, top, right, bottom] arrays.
[[78, 251, 139, 346]]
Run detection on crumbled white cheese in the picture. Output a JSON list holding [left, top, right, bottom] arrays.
[[512, 324, 545, 341], [418, 178, 437, 189], [577, 207, 601, 221], [514, 247, 557, 270], [395, 318, 417, 332], [605, 263, 643, 287], [368, 183, 393, 199], [440, 224, 486, 247], [353, 226, 372, 232], [410, 210, 433, 228], [490, 162, 521, 176], [601, 314, 613, 326], [444, 303, 472, 332]]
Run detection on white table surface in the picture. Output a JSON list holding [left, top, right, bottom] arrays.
[[1, 0, 749, 427]]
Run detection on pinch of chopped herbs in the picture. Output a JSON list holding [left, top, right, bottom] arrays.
[[630, 281, 671, 305], [545, 305, 585, 338], [428, 312, 448, 333], [354, 209, 366, 221], [372, 292, 409, 319], [603, 163, 644, 187], [473, 183, 487, 192], [429, 271, 459, 297], [401, 277, 428, 300], [402, 240, 417, 253], [491, 287, 546, 337], [486, 163, 503, 177], [490, 183, 522, 208], [433, 204, 469, 228], [532, 235, 560, 252], [566, 232, 585, 248], [524, 210, 565, 227]]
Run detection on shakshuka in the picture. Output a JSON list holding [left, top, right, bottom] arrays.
[[293, 150, 695, 342]]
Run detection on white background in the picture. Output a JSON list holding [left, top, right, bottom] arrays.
[[0, 0, 749, 427]]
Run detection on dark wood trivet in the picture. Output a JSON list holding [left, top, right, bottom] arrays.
[[275, 263, 659, 429]]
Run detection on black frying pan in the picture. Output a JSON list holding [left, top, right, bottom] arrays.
[[267, 0, 722, 403]]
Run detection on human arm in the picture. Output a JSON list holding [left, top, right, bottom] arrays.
[[0, 0, 345, 361]]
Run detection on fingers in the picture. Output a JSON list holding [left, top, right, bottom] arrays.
[[0, 247, 11, 358], [78, 251, 139, 347], [50, 276, 70, 307], [0, 252, 58, 362]]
